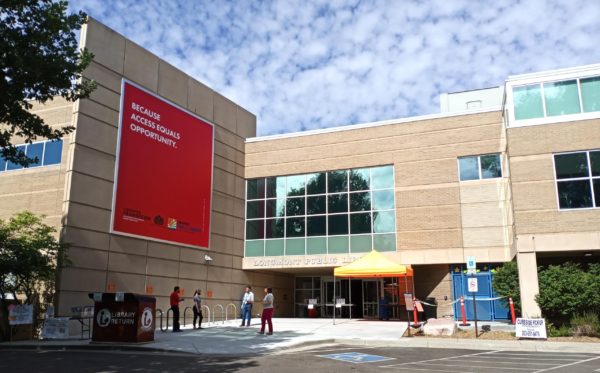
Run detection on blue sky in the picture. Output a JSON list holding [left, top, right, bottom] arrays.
[[70, 0, 600, 136]]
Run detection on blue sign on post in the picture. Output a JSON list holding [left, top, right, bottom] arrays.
[[466, 256, 477, 274], [318, 352, 395, 364]]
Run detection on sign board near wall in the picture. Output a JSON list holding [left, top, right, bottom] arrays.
[[515, 318, 547, 339], [8, 304, 33, 325], [111, 80, 214, 248]]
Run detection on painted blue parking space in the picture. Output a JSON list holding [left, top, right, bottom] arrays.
[[318, 352, 395, 364]]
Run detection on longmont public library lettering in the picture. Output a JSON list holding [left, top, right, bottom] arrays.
[[2, 19, 599, 327]]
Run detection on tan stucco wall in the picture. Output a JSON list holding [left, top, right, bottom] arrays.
[[245, 110, 513, 267], [55, 18, 294, 319]]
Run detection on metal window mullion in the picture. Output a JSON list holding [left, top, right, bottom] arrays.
[[540, 83, 548, 117], [577, 78, 584, 113], [477, 156, 482, 180], [347, 171, 351, 253], [325, 171, 329, 255], [40, 141, 47, 166]]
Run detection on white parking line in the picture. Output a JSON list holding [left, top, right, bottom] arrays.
[[381, 367, 465, 373], [379, 350, 500, 368], [532, 356, 600, 373], [414, 362, 534, 371], [461, 355, 581, 361], [488, 352, 597, 358], [462, 360, 557, 366]]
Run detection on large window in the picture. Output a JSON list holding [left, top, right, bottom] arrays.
[[0, 139, 63, 173], [512, 75, 600, 121], [458, 154, 502, 181], [245, 165, 397, 257], [554, 150, 600, 209]]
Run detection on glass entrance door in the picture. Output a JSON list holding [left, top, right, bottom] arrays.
[[362, 280, 380, 318], [322, 277, 340, 317]]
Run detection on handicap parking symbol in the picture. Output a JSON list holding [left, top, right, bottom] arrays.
[[318, 352, 395, 364]]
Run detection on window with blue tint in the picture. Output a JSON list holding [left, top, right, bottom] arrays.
[[246, 220, 264, 239], [328, 193, 348, 213], [246, 200, 265, 219], [306, 173, 326, 194], [591, 151, 600, 177], [0, 155, 6, 172], [307, 195, 326, 215], [265, 218, 284, 238], [350, 213, 371, 234], [6, 145, 26, 170], [544, 80, 581, 116], [480, 154, 502, 179], [373, 211, 395, 233], [287, 175, 305, 196], [327, 170, 348, 193], [371, 166, 394, 189], [349, 168, 370, 191], [286, 197, 305, 216], [553, 150, 600, 210], [328, 214, 348, 235], [350, 192, 370, 211], [372, 190, 395, 210], [555, 153, 589, 179], [286, 217, 305, 237], [266, 176, 286, 198], [581, 76, 600, 113], [307, 216, 326, 236], [513, 84, 544, 120], [245, 165, 396, 257], [266, 199, 286, 217], [247, 178, 265, 200], [42, 139, 62, 165], [459, 156, 479, 181], [459, 154, 502, 181], [25, 142, 44, 167]]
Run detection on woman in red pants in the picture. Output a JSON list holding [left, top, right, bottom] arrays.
[[259, 287, 274, 335]]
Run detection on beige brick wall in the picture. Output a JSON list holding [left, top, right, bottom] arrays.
[[246, 110, 513, 266], [0, 97, 73, 230], [414, 265, 454, 318], [508, 119, 600, 239], [53, 18, 294, 318]]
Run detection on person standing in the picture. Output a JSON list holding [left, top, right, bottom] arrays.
[[170, 286, 184, 332], [259, 287, 274, 335], [193, 289, 203, 329], [240, 286, 254, 327]]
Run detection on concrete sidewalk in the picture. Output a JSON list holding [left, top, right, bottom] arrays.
[[2, 318, 598, 355]]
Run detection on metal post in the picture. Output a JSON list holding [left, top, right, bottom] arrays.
[[333, 276, 336, 325], [472, 291, 478, 338]]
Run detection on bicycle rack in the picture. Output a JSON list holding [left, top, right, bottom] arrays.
[[212, 304, 225, 324], [225, 303, 237, 323], [155, 308, 167, 332], [183, 306, 193, 327], [201, 305, 211, 327], [166, 308, 173, 331]]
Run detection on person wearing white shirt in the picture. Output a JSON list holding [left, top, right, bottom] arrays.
[[240, 286, 254, 327]]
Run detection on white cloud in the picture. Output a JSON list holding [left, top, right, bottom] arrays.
[[70, 0, 600, 135]]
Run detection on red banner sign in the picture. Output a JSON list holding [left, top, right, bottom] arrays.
[[111, 80, 213, 248]]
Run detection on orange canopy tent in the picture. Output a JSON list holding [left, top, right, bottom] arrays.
[[332, 250, 413, 323], [334, 250, 413, 278]]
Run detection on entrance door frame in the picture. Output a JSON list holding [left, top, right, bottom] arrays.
[[362, 278, 381, 319]]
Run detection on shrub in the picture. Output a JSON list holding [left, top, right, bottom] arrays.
[[570, 312, 600, 337], [536, 262, 600, 321], [492, 261, 521, 314]]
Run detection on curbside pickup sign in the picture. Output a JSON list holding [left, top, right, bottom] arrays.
[[515, 318, 547, 339]]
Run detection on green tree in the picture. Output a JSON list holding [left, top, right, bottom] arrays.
[[0, 211, 68, 302], [491, 261, 521, 314], [0, 0, 95, 166]]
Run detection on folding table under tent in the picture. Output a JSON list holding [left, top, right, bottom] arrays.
[[332, 250, 414, 324]]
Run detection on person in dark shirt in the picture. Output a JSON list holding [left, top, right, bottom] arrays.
[[170, 286, 184, 332]]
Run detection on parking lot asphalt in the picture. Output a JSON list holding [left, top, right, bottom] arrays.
[[2, 344, 598, 373]]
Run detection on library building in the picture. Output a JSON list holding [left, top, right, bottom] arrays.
[[1, 18, 599, 326]]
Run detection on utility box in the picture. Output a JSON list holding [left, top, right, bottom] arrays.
[[88, 293, 155, 343]]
